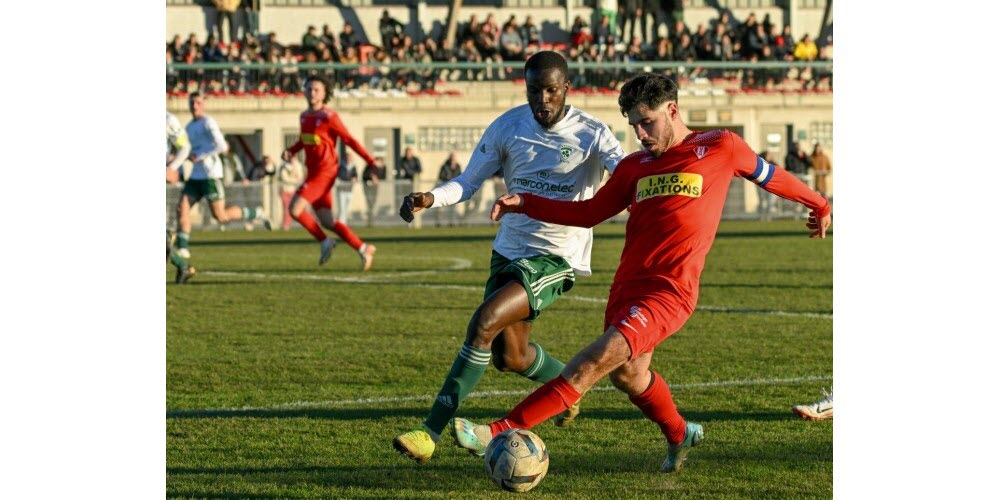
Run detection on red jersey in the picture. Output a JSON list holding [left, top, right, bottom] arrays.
[[520, 129, 830, 310], [287, 107, 375, 177]]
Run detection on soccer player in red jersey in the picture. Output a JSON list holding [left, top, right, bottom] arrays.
[[452, 73, 832, 472], [281, 76, 381, 269]]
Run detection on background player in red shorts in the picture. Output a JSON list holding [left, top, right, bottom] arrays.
[[451, 73, 832, 473], [281, 75, 381, 269]]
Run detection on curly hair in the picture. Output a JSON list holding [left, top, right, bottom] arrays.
[[618, 73, 679, 116]]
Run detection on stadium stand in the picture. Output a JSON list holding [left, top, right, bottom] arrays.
[[167, 1, 832, 95]]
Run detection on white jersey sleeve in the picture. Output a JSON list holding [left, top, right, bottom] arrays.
[[165, 112, 190, 171], [595, 122, 625, 174], [428, 119, 506, 208]]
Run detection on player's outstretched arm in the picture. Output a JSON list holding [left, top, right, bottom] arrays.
[[807, 210, 832, 239], [491, 194, 523, 221], [399, 192, 434, 223]]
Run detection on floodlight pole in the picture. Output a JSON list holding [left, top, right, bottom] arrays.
[[443, 0, 463, 51]]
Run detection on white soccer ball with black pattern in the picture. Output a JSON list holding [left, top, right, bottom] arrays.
[[483, 428, 549, 492]]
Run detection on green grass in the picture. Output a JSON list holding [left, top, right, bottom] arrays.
[[167, 220, 832, 498]]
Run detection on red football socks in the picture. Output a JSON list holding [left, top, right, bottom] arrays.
[[629, 371, 687, 444], [489, 375, 581, 436], [294, 210, 328, 242], [331, 221, 363, 250]]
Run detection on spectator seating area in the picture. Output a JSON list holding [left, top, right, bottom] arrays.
[[166, 9, 832, 98]]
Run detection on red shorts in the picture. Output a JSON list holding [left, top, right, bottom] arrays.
[[296, 174, 337, 209], [604, 292, 694, 360]]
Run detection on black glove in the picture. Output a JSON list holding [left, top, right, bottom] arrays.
[[399, 195, 415, 223]]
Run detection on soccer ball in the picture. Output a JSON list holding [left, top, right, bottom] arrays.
[[483, 428, 549, 493]]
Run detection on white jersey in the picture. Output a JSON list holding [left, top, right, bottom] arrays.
[[429, 104, 624, 276], [166, 112, 190, 172], [185, 115, 229, 180]]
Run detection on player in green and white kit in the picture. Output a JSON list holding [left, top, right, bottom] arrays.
[[393, 51, 625, 463], [172, 92, 269, 284], [166, 111, 192, 274]]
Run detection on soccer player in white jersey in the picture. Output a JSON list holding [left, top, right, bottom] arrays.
[[393, 51, 626, 464], [166, 111, 190, 183], [172, 93, 269, 284], [166, 111, 191, 273]]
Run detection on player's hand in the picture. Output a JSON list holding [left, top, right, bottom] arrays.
[[807, 210, 832, 239], [399, 192, 434, 223], [491, 194, 524, 221], [281, 150, 292, 162], [165, 167, 179, 184]]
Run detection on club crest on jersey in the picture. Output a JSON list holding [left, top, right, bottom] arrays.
[[559, 146, 572, 162], [694, 146, 709, 159]]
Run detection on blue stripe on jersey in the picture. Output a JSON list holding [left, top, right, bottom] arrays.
[[760, 161, 776, 186], [744, 156, 774, 187], [750, 156, 765, 179]]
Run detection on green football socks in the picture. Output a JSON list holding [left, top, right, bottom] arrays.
[[519, 342, 566, 383], [423, 343, 491, 438], [176, 232, 190, 250], [169, 251, 188, 270]]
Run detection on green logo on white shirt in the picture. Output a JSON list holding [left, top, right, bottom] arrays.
[[560, 146, 572, 162]]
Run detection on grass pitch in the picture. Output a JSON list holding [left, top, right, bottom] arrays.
[[167, 220, 832, 498]]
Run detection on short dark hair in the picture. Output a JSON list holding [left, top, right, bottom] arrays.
[[305, 75, 332, 103], [617, 73, 679, 116], [524, 50, 568, 78]]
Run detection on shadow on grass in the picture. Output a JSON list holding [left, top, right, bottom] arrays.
[[167, 458, 535, 496], [166, 441, 829, 498], [186, 229, 826, 248], [167, 406, 791, 424]]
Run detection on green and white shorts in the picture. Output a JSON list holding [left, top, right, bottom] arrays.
[[484, 251, 575, 321], [181, 178, 225, 204]]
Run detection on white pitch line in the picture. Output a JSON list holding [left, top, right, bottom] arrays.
[[167, 375, 831, 416], [200, 268, 832, 319], [203, 257, 472, 283]]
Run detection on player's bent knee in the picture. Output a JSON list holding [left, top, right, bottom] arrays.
[[467, 308, 504, 347]]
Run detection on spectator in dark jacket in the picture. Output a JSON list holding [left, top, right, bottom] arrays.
[[520, 15, 541, 46], [785, 142, 813, 175], [340, 23, 360, 50], [594, 14, 615, 48], [438, 152, 462, 182], [397, 147, 423, 180], [672, 32, 696, 61], [321, 24, 336, 48], [379, 9, 405, 51], [746, 23, 768, 58], [302, 25, 321, 52]]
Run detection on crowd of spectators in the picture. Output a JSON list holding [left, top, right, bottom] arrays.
[[166, 9, 832, 96]]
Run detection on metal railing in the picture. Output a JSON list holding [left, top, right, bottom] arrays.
[[167, 60, 833, 94]]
